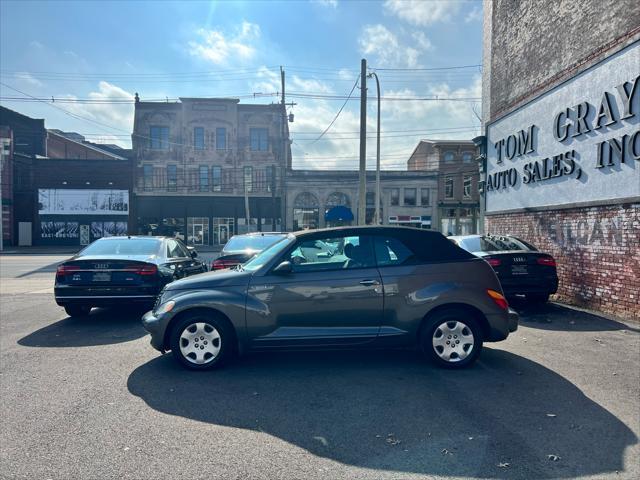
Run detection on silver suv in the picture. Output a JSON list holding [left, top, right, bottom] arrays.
[[142, 226, 518, 370]]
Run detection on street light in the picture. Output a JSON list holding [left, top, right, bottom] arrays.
[[367, 71, 381, 225]]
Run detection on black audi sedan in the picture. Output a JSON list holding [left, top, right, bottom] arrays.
[[211, 232, 287, 270], [449, 234, 558, 303], [55, 236, 207, 317]]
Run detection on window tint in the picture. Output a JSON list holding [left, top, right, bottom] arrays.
[[374, 236, 416, 266], [285, 235, 375, 273], [167, 238, 186, 258], [81, 238, 160, 256]]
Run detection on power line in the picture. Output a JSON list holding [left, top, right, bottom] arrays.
[[308, 78, 359, 145], [371, 64, 482, 72]]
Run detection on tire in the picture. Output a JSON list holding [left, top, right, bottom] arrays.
[[64, 305, 92, 317], [526, 293, 550, 303], [169, 311, 233, 370], [420, 309, 483, 369]]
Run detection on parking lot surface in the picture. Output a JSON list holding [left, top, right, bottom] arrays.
[[1, 254, 639, 479]]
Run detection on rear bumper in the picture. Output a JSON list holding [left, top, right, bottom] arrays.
[[501, 276, 558, 296], [54, 285, 159, 306], [485, 307, 519, 342]]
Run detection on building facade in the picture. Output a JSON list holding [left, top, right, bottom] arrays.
[[0, 126, 13, 247], [407, 139, 480, 234], [132, 97, 290, 246], [481, 0, 640, 320], [285, 170, 437, 231]]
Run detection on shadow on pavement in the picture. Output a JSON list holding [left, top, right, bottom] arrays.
[[15, 261, 65, 278], [128, 347, 636, 478], [510, 298, 639, 333], [18, 306, 147, 348]]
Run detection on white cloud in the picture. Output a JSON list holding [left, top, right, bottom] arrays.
[[465, 5, 482, 23], [384, 0, 463, 26], [29, 40, 44, 49], [14, 72, 43, 87], [412, 32, 433, 51], [61, 81, 134, 147], [188, 21, 261, 65], [311, 0, 338, 8], [358, 24, 421, 68]]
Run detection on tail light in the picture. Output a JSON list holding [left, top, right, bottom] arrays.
[[56, 265, 80, 277], [123, 264, 158, 275], [211, 259, 237, 270], [536, 256, 556, 267], [485, 257, 501, 267], [487, 289, 509, 310]]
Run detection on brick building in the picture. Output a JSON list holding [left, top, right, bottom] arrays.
[[132, 97, 290, 246], [285, 169, 437, 231], [407, 139, 480, 234], [481, 0, 640, 320]]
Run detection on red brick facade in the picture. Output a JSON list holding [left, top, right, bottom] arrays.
[[486, 204, 640, 321]]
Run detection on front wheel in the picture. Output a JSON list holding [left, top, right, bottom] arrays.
[[169, 312, 232, 370], [64, 305, 92, 317], [421, 310, 483, 368]]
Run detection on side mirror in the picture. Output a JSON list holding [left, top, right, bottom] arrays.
[[272, 261, 292, 275], [187, 246, 198, 258]]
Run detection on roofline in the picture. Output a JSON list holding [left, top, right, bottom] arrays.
[[47, 130, 126, 160]]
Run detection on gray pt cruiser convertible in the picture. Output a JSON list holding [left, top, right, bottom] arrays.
[[142, 226, 519, 370]]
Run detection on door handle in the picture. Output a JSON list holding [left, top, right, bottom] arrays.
[[359, 279, 380, 286]]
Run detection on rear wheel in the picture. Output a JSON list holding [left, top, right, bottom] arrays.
[[421, 309, 483, 368], [169, 312, 233, 370], [64, 305, 92, 317], [526, 293, 550, 303]]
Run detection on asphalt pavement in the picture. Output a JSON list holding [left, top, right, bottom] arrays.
[[1, 255, 639, 480]]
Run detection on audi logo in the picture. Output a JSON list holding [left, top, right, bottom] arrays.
[[94, 263, 110, 269], [512, 257, 526, 263]]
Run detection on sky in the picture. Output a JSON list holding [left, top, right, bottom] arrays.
[[0, 0, 484, 170]]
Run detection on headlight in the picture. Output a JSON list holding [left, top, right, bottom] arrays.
[[154, 300, 175, 315]]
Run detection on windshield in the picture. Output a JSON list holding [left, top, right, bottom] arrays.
[[241, 235, 294, 272], [80, 238, 161, 256], [459, 235, 536, 253], [224, 235, 285, 252]]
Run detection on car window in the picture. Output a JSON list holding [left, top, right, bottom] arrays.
[[459, 235, 535, 253], [224, 235, 284, 251], [167, 239, 186, 258], [80, 238, 161, 256], [286, 234, 375, 273], [373, 236, 417, 266], [176, 239, 192, 257]]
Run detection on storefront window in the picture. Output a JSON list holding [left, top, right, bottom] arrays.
[[404, 188, 416, 206], [187, 217, 209, 245], [390, 188, 399, 206], [293, 192, 319, 230], [212, 217, 234, 244]]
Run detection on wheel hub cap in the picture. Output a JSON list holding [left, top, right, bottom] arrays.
[[179, 322, 221, 365], [432, 320, 474, 362]]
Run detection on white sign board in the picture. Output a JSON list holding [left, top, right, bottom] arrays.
[[38, 189, 129, 215], [486, 43, 639, 213]]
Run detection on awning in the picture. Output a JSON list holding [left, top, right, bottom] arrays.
[[325, 205, 354, 222]]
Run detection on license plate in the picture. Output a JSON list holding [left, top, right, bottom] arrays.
[[511, 265, 528, 276], [92, 272, 111, 282]]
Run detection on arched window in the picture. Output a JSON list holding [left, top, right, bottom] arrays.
[[326, 192, 350, 208], [444, 151, 455, 162], [293, 192, 319, 230]]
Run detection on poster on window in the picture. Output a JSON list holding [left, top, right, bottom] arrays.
[[38, 189, 129, 215], [41, 221, 79, 239]]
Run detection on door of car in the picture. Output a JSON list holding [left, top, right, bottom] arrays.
[[166, 238, 202, 278], [245, 233, 383, 347]]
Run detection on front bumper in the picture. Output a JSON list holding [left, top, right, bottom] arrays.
[[142, 310, 173, 352]]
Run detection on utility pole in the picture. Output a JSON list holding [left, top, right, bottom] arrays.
[[280, 66, 287, 232], [368, 71, 381, 225], [244, 166, 251, 233], [358, 58, 367, 225]]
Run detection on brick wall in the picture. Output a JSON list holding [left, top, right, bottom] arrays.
[[486, 203, 640, 321]]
